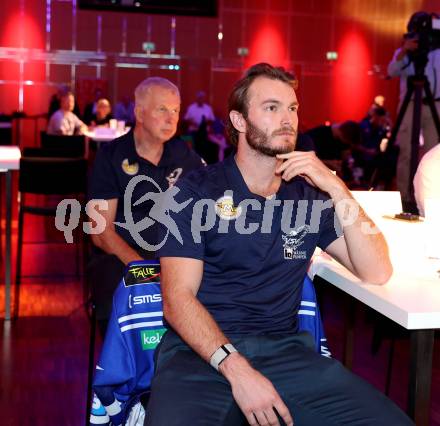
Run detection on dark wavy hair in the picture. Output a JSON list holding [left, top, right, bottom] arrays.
[[226, 63, 297, 147]]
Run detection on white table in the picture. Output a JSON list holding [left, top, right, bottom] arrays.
[[309, 191, 440, 425], [0, 146, 21, 320], [83, 128, 130, 157]]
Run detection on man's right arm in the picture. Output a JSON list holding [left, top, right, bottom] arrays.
[[161, 256, 293, 426], [388, 39, 418, 76], [91, 198, 143, 265]]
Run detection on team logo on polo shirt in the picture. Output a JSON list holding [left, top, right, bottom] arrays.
[[215, 195, 242, 220], [282, 225, 311, 260], [121, 159, 139, 176], [166, 167, 183, 187]]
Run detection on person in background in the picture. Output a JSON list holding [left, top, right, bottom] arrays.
[[413, 143, 440, 216], [184, 91, 218, 163], [184, 90, 215, 133], [365, 95, 386, 119], [114, 95, 135, 127], [84, 87, 105, 125], [87, 77, 204, 336], [354, 106, 391, 187], [305, 120, 361, 182], [387, 11, 440, 212], [89, 98, 113, 127], [46, 91, 87, 136], [48, 85, 81, 119]]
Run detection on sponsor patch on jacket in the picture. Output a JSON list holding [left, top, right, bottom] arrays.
[[124, 263, 161, 287], [140, 328, 166, 350]]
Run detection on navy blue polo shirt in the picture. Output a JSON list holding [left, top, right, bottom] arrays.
[[88, 130, 204, 251], [158, 155, 343, 336]]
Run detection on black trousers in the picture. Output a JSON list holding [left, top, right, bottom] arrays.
[[145, 331, 413, 426]]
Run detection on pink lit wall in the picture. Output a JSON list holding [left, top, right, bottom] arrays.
[[0, 0, 438, 146]]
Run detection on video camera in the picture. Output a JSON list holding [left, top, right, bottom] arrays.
[[404, 11, 440, 58]]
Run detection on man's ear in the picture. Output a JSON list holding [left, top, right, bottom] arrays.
[[229, 110, 246, 133], [134, 105, 143, 124]]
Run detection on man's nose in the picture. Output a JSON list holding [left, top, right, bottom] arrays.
[[281, 110, 294, 126], [166, 111, 178, 122]]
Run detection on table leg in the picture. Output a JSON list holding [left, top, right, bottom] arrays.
[[5, 170, 12, 320], [343, 296, 356, 370], [407, 329, 434, 425]]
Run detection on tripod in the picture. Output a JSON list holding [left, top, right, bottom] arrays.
[[381, 52, 440, 212]]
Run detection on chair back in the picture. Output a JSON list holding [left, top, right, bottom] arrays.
[[41, 131, 86, 157], [19, 156, 88, 195]]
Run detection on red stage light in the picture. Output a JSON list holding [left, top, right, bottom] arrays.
[[246, 24, 287, 69], [331, 30, 372, 122]]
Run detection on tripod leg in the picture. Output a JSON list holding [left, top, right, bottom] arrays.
[[423, 81, 440, 143], [407, 78, 424, 203], [386, 84, 414, 155], [370, 83, 413, 191]]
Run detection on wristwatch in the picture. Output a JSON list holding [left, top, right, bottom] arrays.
[[209, 344, 237, 371]]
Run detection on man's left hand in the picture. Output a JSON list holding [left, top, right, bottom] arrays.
[[275, 151, 345, 195]]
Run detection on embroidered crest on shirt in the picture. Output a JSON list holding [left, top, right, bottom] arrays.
[[215, 195, 242, 220], [121, 158, 139, 176], [282, 225, 311, 260], [166, 167, 183, 187]]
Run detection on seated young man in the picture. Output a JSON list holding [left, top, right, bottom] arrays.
[[146, 63, 412, 426]]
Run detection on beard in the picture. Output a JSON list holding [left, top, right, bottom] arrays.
[[245, 117, 297, 157]]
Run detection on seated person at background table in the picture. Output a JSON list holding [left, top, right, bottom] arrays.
[[83, 87, 105, 126], [87, 77, 204, 335], [145, 63, 412, 426], [46, 91, 87, 136], [89, 98, 113, 127], [184, 90, 215, 133], [48, 84, 81, 120], [364, 94, 386, 120], [114, 95, 135, 127], [184, 91, 218, 163], [414, 143, 440, 217], [305, 120, 361, 183], [353, 106, 391, 187]]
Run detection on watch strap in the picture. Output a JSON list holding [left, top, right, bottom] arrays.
[[209, 343, 237, 371]]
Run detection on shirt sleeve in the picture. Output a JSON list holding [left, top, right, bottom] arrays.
[[47, 112, 64, 135], [74, 114, 86, 131], [414, 153, 438, 217], [316, 199, 343, 250], [206, 105, 215, 121], [183, 104, 193, 121], [157, 179, 205, 260], [88, 146, 122, 201], [387, 48, 412, 77]]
